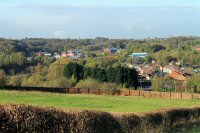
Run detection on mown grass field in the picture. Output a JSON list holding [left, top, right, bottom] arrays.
[[1, 90, 200, 112]]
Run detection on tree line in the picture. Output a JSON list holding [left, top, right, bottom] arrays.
[[64, 62, 139, 89]]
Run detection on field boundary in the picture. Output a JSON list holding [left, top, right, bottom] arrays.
[[0, 86, 199, 100], [1, 104, 200, 132]]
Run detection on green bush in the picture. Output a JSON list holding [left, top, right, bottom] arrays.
[[76, 78, 101, 89], [101, 83, 119, 90]]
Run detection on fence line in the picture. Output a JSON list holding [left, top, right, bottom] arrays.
[[0, 86, 199, 100]]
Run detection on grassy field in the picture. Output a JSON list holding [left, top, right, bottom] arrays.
[[1, 90, 200, 112]]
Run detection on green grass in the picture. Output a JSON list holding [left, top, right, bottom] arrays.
[[1, 90, 200, 112]]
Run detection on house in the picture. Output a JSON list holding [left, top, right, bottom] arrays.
[[163, 65, 178, 74], [167, 71, 189, 92], [67, 50, 76, 57], [139, 66, 155, 80], [151, 60, 156, 65], [131, 52, 148, 58], [61, 52, 68, 57], [103, 47, 119, 54], [61, 50, 85, 59], [44, 52, 52, 56], [35, 51, 45, 56], [54, 53, 61, 59], [169, 71, 186, 81]]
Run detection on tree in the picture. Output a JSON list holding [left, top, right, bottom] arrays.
[[152, 75, 165, 91], [47, 64, 64, 81], [0, 70, 6, 86], [152, 75, 171, 91], [106, 67, 115, 82], [83, 67, 91, 79], [64, 62, 83, 81], [187, 74, 200, 93], [115, 65, 124, 86], [125, 68, 139, 89], [97, 68, 107, 82], [35, 63, 43, 74]]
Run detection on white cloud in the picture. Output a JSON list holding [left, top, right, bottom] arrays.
[[53, 31, 68, 38]]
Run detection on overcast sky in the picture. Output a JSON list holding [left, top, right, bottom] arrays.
[[1, 0, 200, 39]]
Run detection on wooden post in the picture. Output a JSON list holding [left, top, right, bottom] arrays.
[[185, 82, 187, 93]]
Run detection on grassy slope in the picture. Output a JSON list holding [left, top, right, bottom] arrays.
[[0, 90, 200, 112]]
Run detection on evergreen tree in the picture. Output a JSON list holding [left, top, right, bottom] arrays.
[[97, 68, 107, 82], [115, 65, 123, 86], [64, 62, 83, 81], [83, 67, 91, 79], [106, 67, 115, 82]]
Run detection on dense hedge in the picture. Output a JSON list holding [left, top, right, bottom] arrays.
[[1, 105, 200, 133], [0, 86, 67, 93], [0, 105, 122, 133]]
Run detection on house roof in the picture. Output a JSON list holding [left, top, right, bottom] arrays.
[[169, 71, 186, 81], [142, 66, 155, 75], [196, 48, 200, 51], [131, 52, 148, 58], [110, 47, 118, 51], [164, 65, 178, 71]]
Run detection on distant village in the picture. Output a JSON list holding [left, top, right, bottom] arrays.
[[32, 46, 200, 91]]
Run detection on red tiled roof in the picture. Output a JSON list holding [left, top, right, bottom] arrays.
[[169, 71, 186, 81], [196, 48, 200, 51]]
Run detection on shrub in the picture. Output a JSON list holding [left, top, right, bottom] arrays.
[[152, 75, 171, 92], [100, 83, 119, 90], [8, 75, 22, 86], [21, 74, 45, 87], [100, 83, 119, 94], [186, 74, 200, 93], [76, 78, 101, 89], [65, 75, 77, 88]]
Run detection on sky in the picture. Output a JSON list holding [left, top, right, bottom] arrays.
[[0, 0, 200, 39]]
